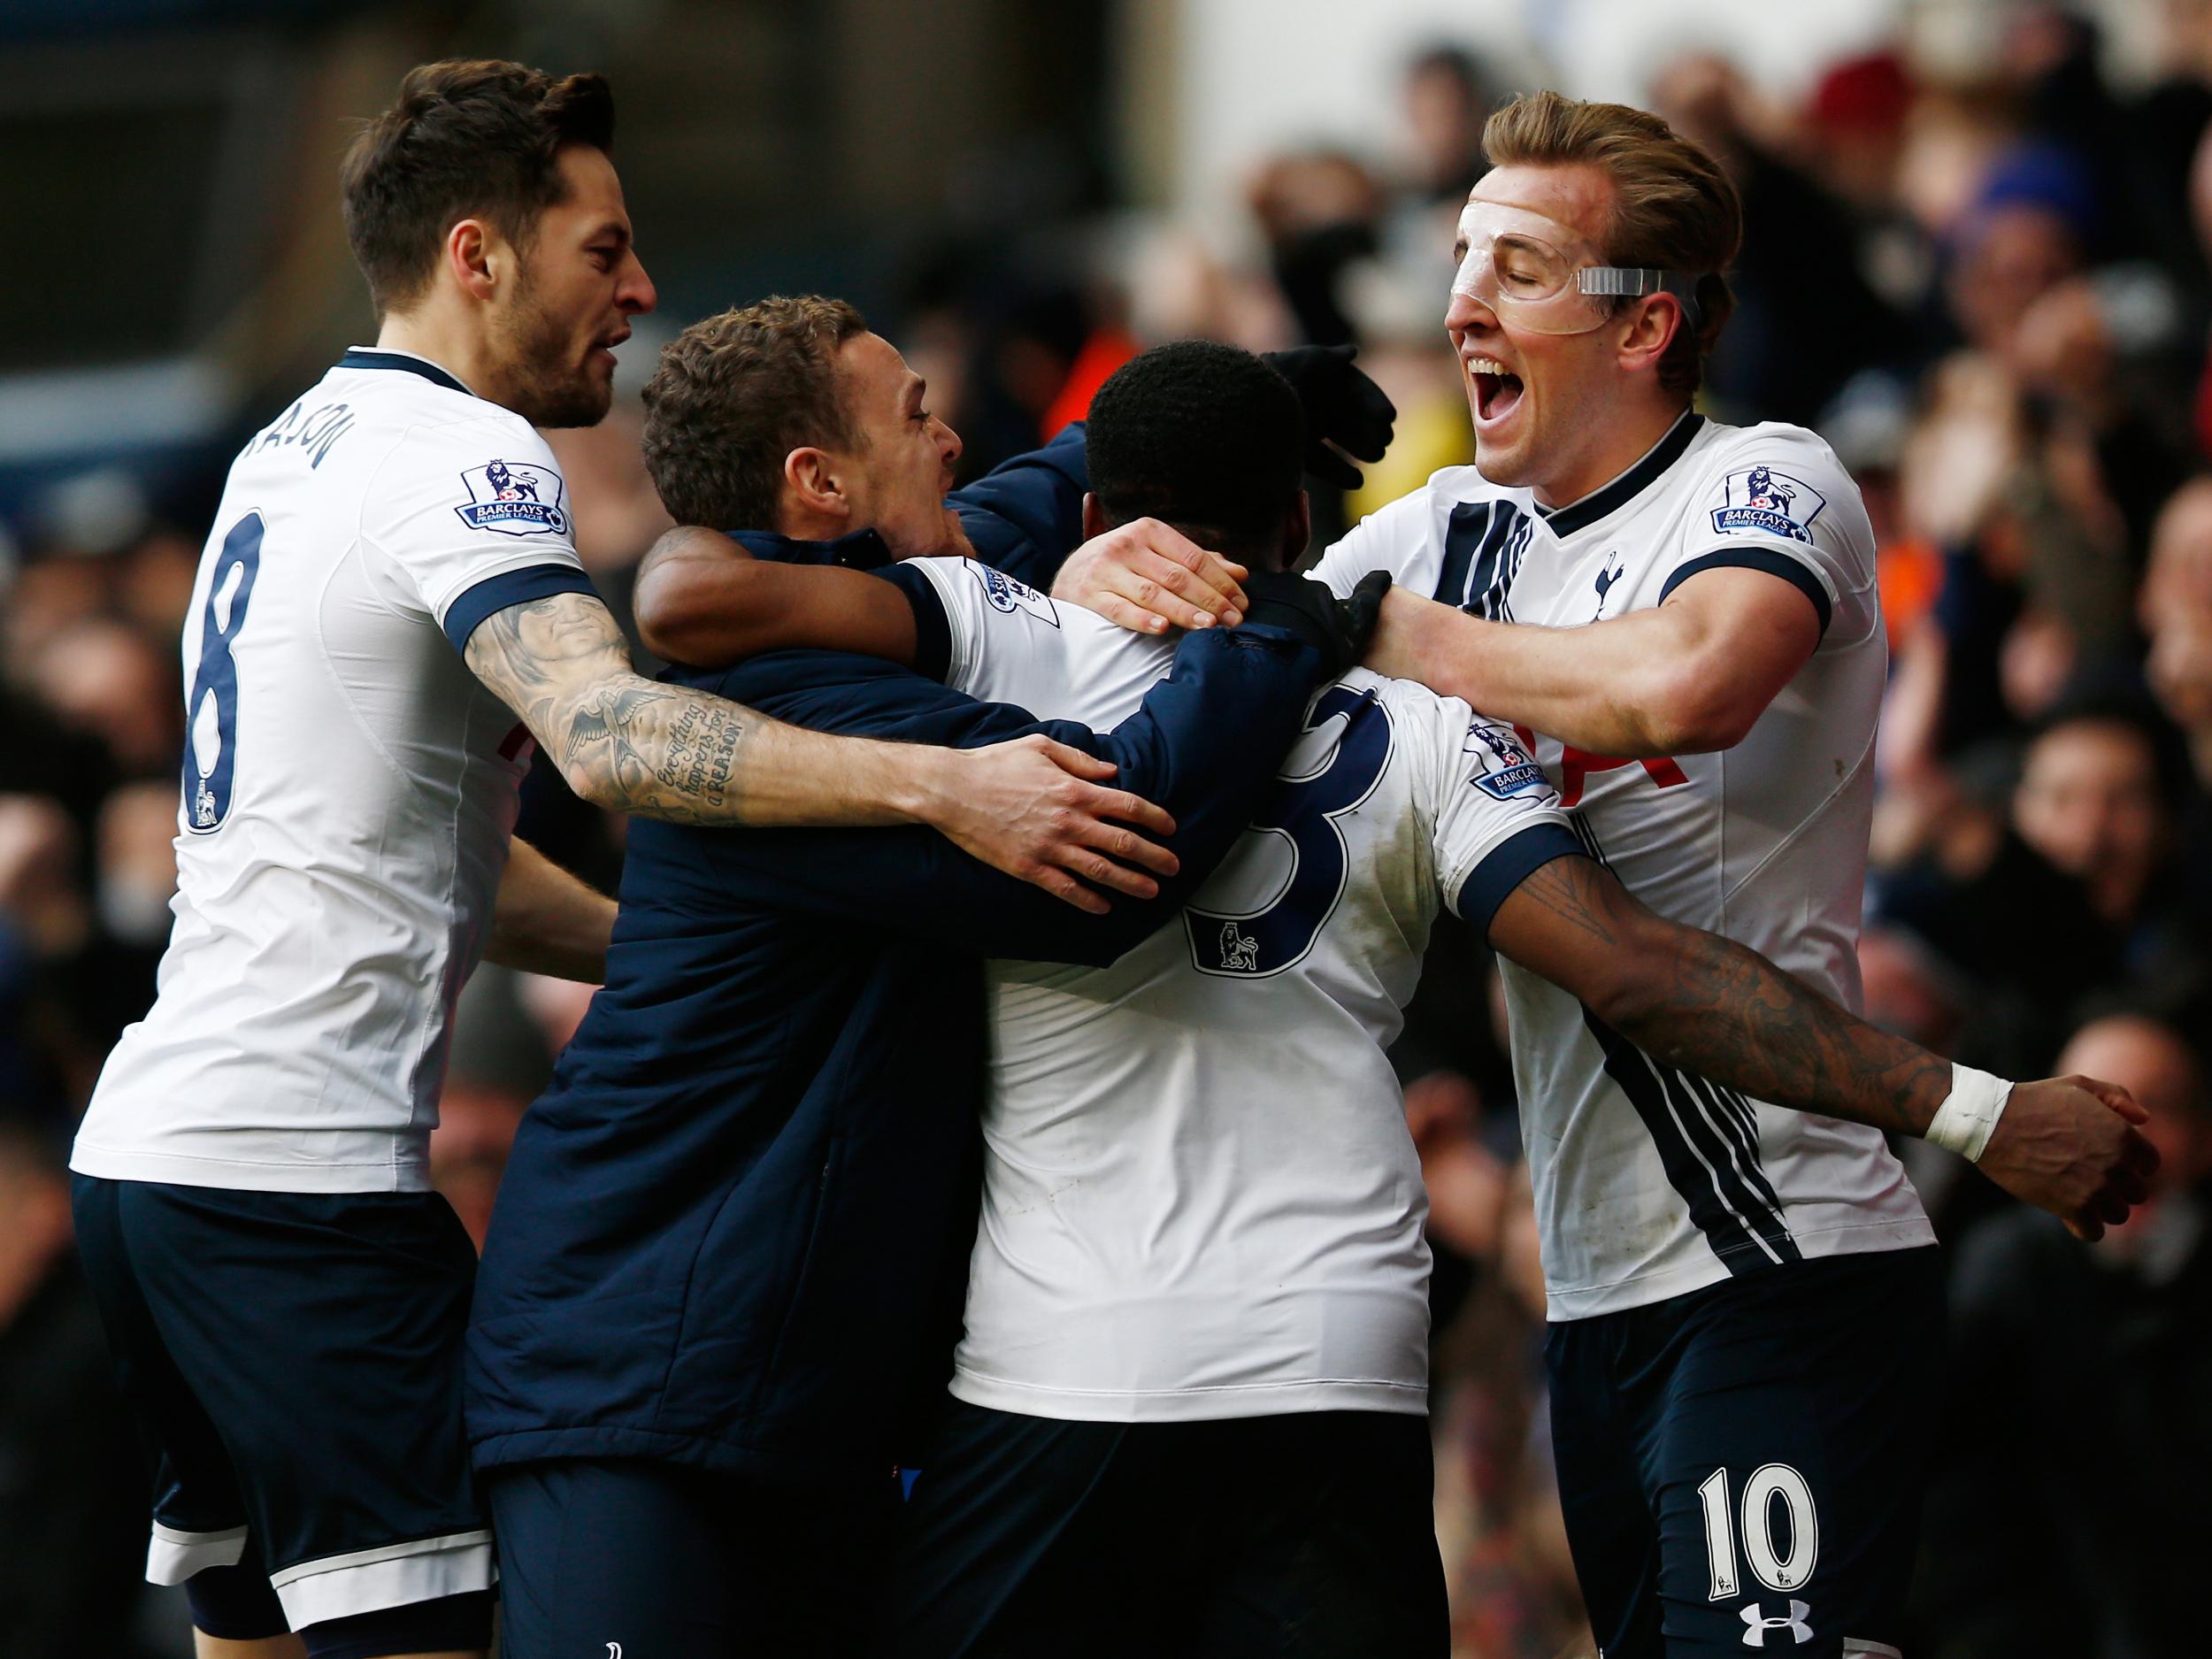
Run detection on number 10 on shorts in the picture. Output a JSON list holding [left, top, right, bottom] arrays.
[[1696, 1463, 1818, 1599]]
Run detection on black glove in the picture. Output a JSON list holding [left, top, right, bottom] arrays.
[[1240, 569, 1392, 680], [1262, 343, 1398, 491]]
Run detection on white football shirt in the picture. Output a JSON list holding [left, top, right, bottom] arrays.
[[896, 557, 1577, 1422], [1314, 411, 1933, 1319], [72, 349, 595, 1194]]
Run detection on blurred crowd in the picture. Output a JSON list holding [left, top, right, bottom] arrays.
[[6, 5, 2212, 1656]]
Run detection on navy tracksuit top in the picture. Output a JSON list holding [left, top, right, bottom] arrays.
[[465, 430, 1325, 1485]]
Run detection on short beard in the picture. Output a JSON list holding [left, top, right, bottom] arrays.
[[488, 262, 611, 430]]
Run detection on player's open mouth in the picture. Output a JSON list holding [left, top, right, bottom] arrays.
[[1468, 356, 1524, 426]]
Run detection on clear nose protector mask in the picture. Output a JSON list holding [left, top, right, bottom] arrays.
[[1450, 203, 1701, 335]]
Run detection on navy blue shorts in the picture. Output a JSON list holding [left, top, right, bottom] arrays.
[[870, 1402, 1447, 1658], [1545, 1247, 1945, 1659], [70, 1175, 495, 1640], [488, 1457, 898, 1659]]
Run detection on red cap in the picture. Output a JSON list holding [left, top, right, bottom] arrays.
[[1810, 50, 1913, 135]]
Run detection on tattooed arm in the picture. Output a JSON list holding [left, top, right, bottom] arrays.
[[461, 592, 1181, 908], [1486, 853, 2159, 1239]]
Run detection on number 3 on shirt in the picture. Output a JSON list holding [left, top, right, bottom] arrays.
[[181, 513, 264, 833], [1185, 685, 1392, 977]]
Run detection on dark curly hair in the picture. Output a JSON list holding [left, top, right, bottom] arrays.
[[340, 59, 615, 319], [1087, 341, 1305, 561]]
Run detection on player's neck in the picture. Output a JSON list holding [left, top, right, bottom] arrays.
[[371, 307, 495, 403], [1531, 399, 1694, 512], [774, 499, 851, 543]]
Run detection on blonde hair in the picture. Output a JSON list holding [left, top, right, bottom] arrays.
[[1481, 90, 1742, 399]]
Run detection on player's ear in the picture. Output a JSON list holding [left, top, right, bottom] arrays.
[[1080, 492, 1108, 541], [783, 447, 851, 525], [1615, 293, 1681, 378], [446, 219, 498, 303]]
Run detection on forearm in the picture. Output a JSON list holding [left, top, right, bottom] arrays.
[[486, 838, 616, 982], [634, 528, 918, 669], [1494, 857, 1954, 1137], [557, 680, 950, 828], [974, 625, 1323, 959], [1606, 906, 1953, 1138], [1370, 588, 1701, 757], [730, 625, 1322, 964], [467, 589, 946, 829]]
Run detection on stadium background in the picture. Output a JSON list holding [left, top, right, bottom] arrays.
[[4, 0, 2209, 1653]]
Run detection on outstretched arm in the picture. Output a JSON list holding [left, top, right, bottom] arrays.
[[695, 624, 1327, 963], [1487, 852, 2160, 1238], [462, 590, 1176, 906], [632, 528, 919, 670], [1365, 568, 1818, 757]]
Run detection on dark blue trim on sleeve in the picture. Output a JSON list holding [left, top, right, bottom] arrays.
[[442, 564, 600, 655], [872, 563, 953, 683], [1455, 822, 1586, 939], [1658, 549, 1832, 636]]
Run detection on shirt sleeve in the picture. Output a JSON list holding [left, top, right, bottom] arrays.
[[1658, 428, 1878, 645], [885, 557, 1068, 694], [1432, 710, 1580, 937], [357, 414, 598, 654], [882, 555, 1172, 731]]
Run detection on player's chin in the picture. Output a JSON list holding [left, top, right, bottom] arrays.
[[534, 373, 616, 431], [1471, 427, 1533, 486]]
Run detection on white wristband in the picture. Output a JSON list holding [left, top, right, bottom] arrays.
[[1925, 1063, 2013, 1163]]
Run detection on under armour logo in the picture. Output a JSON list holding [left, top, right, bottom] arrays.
[[1740, 1601, 1814, 1647], [606, 1645, 622, 1658]]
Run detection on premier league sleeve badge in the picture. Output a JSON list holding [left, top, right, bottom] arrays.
[[1710, 463, 1825, 544], [454, 458, 571, 537]]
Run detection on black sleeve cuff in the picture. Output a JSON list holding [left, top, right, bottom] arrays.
[[442, 564, 601, 655], [1454, 822, 1586, 940], [1658, 548, 1832, 636], [872, 563, 954, 683]]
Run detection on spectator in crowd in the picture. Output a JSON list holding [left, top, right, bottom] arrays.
[[1870, 699, 2206, 1078], [1248, 148, 1383, 350], [2015, 705, 2181, 938], [1913, 1010, 2212, 1659], [1650, 50, 1913, 425], [1401, 46, 1490, 207]]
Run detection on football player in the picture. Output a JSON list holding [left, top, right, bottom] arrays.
[[462, 300, 1375, 1659], [1186, 91, 2132, 1658]]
